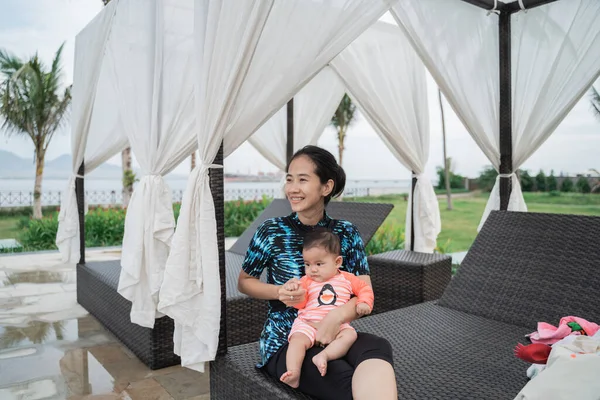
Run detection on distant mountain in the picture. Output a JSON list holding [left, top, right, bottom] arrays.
[[0, 150, 33, 177], [0, 151, 141, 180]]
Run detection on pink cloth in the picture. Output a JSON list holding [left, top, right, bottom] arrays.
[[529, 316, 600, 345]]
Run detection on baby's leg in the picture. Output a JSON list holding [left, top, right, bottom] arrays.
[[281, 333, 313, 388], [312, 328, 358, 377]]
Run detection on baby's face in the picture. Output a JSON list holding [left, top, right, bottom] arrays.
[[303, 246, 342, 282]]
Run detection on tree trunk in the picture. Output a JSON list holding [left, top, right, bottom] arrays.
[[33, 148, 45, 219], [191, 151, 196, 171], [338, 129, 345, 167], [122, 147, 133, 208], [439, 89, 453, 211]]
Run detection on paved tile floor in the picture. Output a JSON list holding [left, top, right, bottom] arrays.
[[0, 243, 241, 400]]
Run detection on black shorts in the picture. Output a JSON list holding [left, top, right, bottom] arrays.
[[264, 332, 394, 400]]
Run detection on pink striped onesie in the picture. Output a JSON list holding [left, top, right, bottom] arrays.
[[289, 271, 375, 345]]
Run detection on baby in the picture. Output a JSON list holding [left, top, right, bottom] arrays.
[[280, 228, 374, 388]]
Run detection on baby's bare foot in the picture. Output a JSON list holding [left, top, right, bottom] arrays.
[[312, 352, 329, 376], [280, 369, 301, 388]]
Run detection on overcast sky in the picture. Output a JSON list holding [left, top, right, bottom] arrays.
[[1, 1, 598, 182]]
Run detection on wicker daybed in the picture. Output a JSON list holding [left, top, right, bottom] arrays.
[[210, 211, 600, 399]]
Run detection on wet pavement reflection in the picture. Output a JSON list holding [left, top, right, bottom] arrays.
[[0, 250, 210, 400]]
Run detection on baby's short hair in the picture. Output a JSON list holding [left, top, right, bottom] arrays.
[[303, 227, 341, 255]]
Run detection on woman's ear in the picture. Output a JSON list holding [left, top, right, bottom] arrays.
[[322, 179, 335, 197]]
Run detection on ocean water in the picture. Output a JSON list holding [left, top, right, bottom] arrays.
[[0, 178, 413, 206]]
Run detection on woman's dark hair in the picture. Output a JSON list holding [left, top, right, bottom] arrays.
[[286, 145, 346, 205]]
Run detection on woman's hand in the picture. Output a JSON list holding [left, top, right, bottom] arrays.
[[308, 307, 345, 346], [278, 278, 306, 307]]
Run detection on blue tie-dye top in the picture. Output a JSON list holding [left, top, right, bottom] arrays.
[[241, 211, 369, 368]]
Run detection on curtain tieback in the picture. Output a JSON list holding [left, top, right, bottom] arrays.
[[486, 0, 500, 16], [498, 173, 515, 179], [197, 163, 223, 176]]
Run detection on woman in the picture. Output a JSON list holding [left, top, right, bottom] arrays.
[[238, 145, 397, 400]]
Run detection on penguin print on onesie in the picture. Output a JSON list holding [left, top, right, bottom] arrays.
[[280, 228, 374, 388]]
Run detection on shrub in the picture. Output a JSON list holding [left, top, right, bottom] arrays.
[[434, 238, 453, 254], [576, 176, 591, 193], [560, 178, 574, 192], [436, 167, 465, 190], [535, 170, 547, 192], [85, 207, 126, 247], [477, 166, 498, 192], [519, 170, 535, 192], [224, 196, 271, 237], [365, 224, 404, 255], [547, 170, 558, 192], [19, 207, 127, 250], [18, 214, 60, 250], [15, 198, 272, 251]]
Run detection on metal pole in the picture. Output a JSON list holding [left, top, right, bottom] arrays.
[[286, 98, 294, 162], [439, 89, 453, 211], [499, 12, 513, 210], [76, 161, 85, 265], [210, 144, 227, 355], [410, 172, 417, 251]]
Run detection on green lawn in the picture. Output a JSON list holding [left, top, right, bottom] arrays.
[[0, 216, 22, 240], [348, 192, 600, 252], [1, 191, 599, 252]]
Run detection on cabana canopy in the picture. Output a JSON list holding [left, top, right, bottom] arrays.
[[58, 0, 600, 371]]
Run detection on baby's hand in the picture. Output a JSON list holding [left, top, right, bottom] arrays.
[[356, 303, 372, 316], [283, 278, 300, 292]]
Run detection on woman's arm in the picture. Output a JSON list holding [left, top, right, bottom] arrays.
[[311, 275, 372, 345], [238, 271, 306, 306], [238, 271, 279, 300]]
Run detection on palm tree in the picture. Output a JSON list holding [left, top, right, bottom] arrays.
[[0, 45, 71, 219], [438, 88, 453, 211], [0, 321, 65, 349], [101, 0, 134, 208], [591, 85, 600, 121], [330, 94, 356, 167]]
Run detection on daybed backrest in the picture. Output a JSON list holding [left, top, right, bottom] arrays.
[[438, 211, 600, 328], [228, 199, 393, 256]]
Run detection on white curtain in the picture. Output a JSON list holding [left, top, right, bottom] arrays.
[[248, 67, 346, 171], [95, 0, 198, 328], [331, 21, 440, 253], [157, 1, 274, 374], [392, 0, 600, 231], [158, 0, 393, 372], [481, 0, 600, 228], [55, 0, 119, 263], [391, 0, 505, 231]]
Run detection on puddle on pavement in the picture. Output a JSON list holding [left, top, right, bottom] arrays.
[[0, 316, 118, 398], [3, 270, 75, 286], [0, 319, 78, 350]]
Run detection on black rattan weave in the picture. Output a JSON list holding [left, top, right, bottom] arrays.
[[77, 261, 180, 369], [210, 211, 600, 399], [210, 302, 531, 400], [368, 250, 452, 314], [228, 199, 393, 256], [438, 211, 600, 327]]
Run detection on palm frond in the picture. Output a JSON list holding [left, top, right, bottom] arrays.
[[0, 44, 71, 145], [590, 85, 600, 122]]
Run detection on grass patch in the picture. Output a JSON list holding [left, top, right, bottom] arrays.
[[2, 191, 599, 254], [0, 216, 22, 240], [345, 192, 600, 252]]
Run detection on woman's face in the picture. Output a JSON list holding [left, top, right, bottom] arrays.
[[285, 155, 333, 214]]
